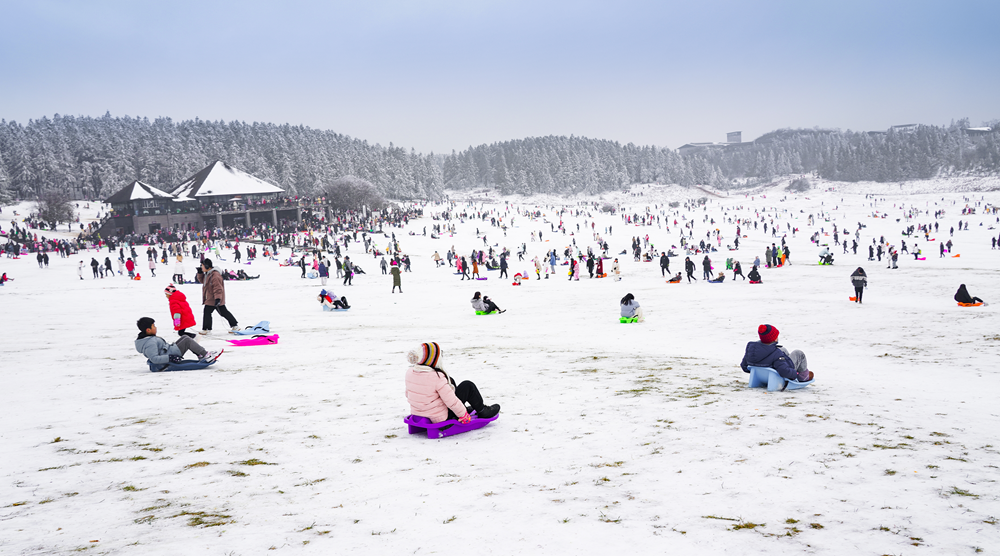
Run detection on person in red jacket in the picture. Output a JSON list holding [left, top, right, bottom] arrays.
[[125, 257, 136, 278], [165, 284, 197, 338]]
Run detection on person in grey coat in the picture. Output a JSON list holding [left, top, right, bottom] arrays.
[[134, 317, 220, 371]]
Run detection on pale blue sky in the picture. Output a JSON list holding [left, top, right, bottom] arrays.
[[1, 0, 997, 153]]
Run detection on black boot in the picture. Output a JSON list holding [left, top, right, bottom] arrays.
[[477, 404, 500, 419]]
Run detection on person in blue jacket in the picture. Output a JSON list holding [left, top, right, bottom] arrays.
[[740, 324, 813, 382]]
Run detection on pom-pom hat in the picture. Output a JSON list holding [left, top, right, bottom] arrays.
[[407, 342, 442, 368], [165, 284, 177, 294], [758, 324, 779, 344]]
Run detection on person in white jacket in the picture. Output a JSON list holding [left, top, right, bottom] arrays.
[[173, 255, 185, 284]]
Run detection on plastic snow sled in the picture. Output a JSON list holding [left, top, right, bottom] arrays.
[[404, 412, 500, 439], [747, 366, 814, 392], [475, 310, 499, 315], [234, 321, 271, 335], [957, 302, 983, 307], [475, 277, 488, 280], [619, 316, 638, 323], [849, 296, 857, 301], [322, 306, 351, 311], [226, 334, 279, 346], [149, 360, 214, 372]]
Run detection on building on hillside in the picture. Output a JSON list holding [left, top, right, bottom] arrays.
[[100, 161, 296, 236], [890, 124, 918, 133], [678, 134, 752, 156], [170, 161, 290, 228], [727, 131, 742, 143], [103, 180, 203, 235]]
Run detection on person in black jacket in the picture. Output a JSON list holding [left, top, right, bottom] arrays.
[[702, 255, 713, 280], [740, 324, 813, 382], [955, 284, 985, 305], [748, 265, 762, 283], [850, 267, 867, 303], [685, 257, 696, 283], [733, 260, 745, 281], [660, 252, 670, 276]]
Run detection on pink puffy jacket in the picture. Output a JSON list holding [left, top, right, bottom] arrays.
[[405, 365, 468, 423]]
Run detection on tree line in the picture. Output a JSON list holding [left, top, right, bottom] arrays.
[[0, 114, 997, 203]]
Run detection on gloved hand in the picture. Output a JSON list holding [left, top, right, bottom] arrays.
[[173, 318, 181, 327], [214, 298, 221, 307], [169, 354, 184, 364], [458, 413, 472, 425]]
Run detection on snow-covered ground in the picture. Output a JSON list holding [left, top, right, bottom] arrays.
[[1, 183, 999, 555]]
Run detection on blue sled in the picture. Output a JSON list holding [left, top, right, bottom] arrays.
[[234, 321, 271, 335], [748, 366, 814, 392], [322, 306, 350, 311], [149, 360, 215, 372]]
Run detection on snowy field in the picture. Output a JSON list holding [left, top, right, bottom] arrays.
[[2, 183, 999, 555]]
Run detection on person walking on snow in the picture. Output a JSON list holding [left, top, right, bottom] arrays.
[[851, 267, 867, 304], [196, 258, 238, 334]]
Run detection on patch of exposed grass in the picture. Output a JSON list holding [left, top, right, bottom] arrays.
[[171, 510, 233, 527], [443, 515, 457, 524], [235, 458, 274, 466], [949, 487, 978, 498], [591, 461, 625, 468], [809, 523, 824, 529], [884, 469, 897, 476], [227, 470, 248, 477], [703, 515, 738, 521], [732, 522, 764, 530], [184, 462, 211, 469], [52, 437, 64, 443]]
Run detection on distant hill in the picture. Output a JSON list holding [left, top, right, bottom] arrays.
[[0, 114, 997, 201]]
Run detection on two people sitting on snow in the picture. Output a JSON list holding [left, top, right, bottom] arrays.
[[740, 324, 813, 383], [471, 291, 504, 314]]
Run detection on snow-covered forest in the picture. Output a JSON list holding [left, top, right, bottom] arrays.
[[0, 114, 444, 201], [442, 121, 1000, 194], [1, 115, 998, 202]]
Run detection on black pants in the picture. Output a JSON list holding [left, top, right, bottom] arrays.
[[500, 268, 507, 279], [734, 270, 745, 280], [203, 304, 238, 330], [446, 380, 485, 419], [344, 273, 352, 285], [855, 287, 864, 303], [661, 265, 668, 276], [687, 270, 695, 282], [483, 300, 500, 313]]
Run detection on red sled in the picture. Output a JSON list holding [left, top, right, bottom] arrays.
[[226, 334, 279, 346]]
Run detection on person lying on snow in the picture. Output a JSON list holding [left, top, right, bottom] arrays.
[[135, 317, 221, 371], [740, 324, 813, 383], [955, 284, 986, 305], [667, 272, 682, 283], [317, 289, 349, 309], [708, 272, 726, 283], [405, 342, 500, 424]]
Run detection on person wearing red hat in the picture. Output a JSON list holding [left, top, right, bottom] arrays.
[[740, 324, 813, 382]]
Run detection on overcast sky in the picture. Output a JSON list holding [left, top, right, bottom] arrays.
[[1, 0, 997, 153]]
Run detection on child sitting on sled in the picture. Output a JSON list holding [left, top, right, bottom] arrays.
[[405, 342, 500, 424], [135, 317, 221, 371]]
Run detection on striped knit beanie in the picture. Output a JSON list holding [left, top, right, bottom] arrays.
[[407, 342, 442, 368], [758, 324, 779, 344]]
